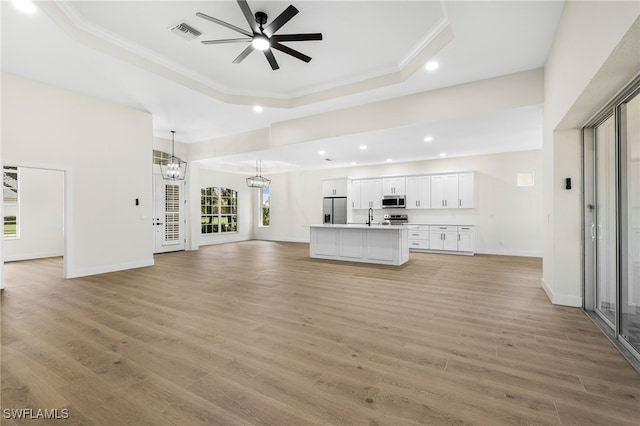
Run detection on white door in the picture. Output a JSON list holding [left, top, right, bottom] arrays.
[[153, 174, 185, 253]]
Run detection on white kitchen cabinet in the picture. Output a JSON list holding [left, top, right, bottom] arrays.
[[406, 176, 431, 209], [309, 225, 409, 266], [431, 174, 459, 209], [350, 180, 362, 209], [457, 226, 475, 252], [407, 225, 429, 250], [409, 224, 475, 254], [458, 173, 474, 208], [360, 179, 382, 209], [429, 226, 458, 251], [382, 177, 406, 196], [323, 178, 348, 197]]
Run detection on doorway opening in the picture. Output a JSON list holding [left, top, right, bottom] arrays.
[[2, 166, 65, 279]]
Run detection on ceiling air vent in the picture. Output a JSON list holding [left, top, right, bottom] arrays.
[[169, 21, 202, 41]]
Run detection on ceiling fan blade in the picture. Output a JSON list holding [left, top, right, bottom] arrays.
[[237, 0, 259, 33], [233, 44, 255, 64], [272, 33, 323, 42], [201, 38, 252, 45], [264, 5, 298, 36], [263, 49, 280, 70], [196, 12, 252, 37], [272, 42, 311, 63]]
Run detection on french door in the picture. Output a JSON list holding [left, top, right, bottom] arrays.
[[583, 80, 640, 365], [153, 174, 185, 253]]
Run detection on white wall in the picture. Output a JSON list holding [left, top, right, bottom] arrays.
[[189, 164, 253, 248], [253, 150, 543, 257], [542, 3, 639, 306], [3, 168, 64, 261], [1, 73, 154, 278], [190, 69, 543, 160]]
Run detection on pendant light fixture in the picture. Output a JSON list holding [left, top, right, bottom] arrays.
[[246, 160, 270, 188], [160, 130, 187, 180]]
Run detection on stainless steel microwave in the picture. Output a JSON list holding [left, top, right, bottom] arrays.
[[382, 196, 406, 208]]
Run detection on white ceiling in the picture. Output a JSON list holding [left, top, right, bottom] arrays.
[[1, 0, 564, 171]]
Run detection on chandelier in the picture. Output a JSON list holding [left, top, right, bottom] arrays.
[[160, 130, 187, 180], [246, 160, 270, 188]]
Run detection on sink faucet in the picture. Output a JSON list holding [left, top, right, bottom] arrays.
[[367, 207, 374, 227]]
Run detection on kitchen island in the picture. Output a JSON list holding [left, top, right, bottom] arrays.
[[309, 224, 409, 266]]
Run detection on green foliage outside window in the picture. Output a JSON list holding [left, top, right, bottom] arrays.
[[201, 187, 237, 234]]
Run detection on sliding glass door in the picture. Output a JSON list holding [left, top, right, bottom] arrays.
[[620, 90, 640, 354], [594, 115, 617, 327], [583, 80, 640, 366]]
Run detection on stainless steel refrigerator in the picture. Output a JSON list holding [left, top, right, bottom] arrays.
[[323, 197, 347, 224]]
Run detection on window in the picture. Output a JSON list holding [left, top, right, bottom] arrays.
[[517, 172, 535, 187], [260, 187, 270, 227], [3, 166, 19, 238], [201, 187, 237, 234], [152, 150, 172, 165]]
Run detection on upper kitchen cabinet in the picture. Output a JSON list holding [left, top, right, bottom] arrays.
[[350, 180, 362, 209], [323, 178, 348, 197], [458, 172, 475, 208], [431, 174, 459, 209], [406, 176, 431, 209], [360, 179, 382, 209], [382, 177, 406, 196]]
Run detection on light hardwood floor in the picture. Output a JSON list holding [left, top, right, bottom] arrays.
[[2, 241, 639, 425]]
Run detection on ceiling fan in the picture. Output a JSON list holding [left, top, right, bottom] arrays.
[[196, 0, 322, 70]]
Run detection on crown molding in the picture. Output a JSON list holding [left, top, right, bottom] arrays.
[[39, 0, 454, 109]]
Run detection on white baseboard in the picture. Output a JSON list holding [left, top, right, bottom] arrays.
[[410, 249, 474, 256], [476, 248, 543, 258], [199, 233, 251, 247], [254, 237, 309, 243], [65, 258, 154, 279], [541, 278, 582, 307], [3, 251, 64, 262]]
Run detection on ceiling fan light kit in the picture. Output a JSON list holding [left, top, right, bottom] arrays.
[[197, 0, 322, 70]]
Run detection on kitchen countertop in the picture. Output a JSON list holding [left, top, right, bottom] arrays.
[[308, 224, 406, 230], [403, 224, 475, 226]]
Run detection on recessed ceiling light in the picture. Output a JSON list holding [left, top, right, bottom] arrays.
[[253, 105, 263, 113], [439, 152, 447, 157], [424, 136, 434, 142], [386, 158, 393, 163], [425, 61, 439, 71], [12, 0, 37, 13], [318, 150, 326, 155], [359, 145, 367, 150]]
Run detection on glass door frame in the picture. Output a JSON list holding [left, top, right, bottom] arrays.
[[582, 113, 619, 332], [618, 85, 640, 359], [582, 76, 640, 370]]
